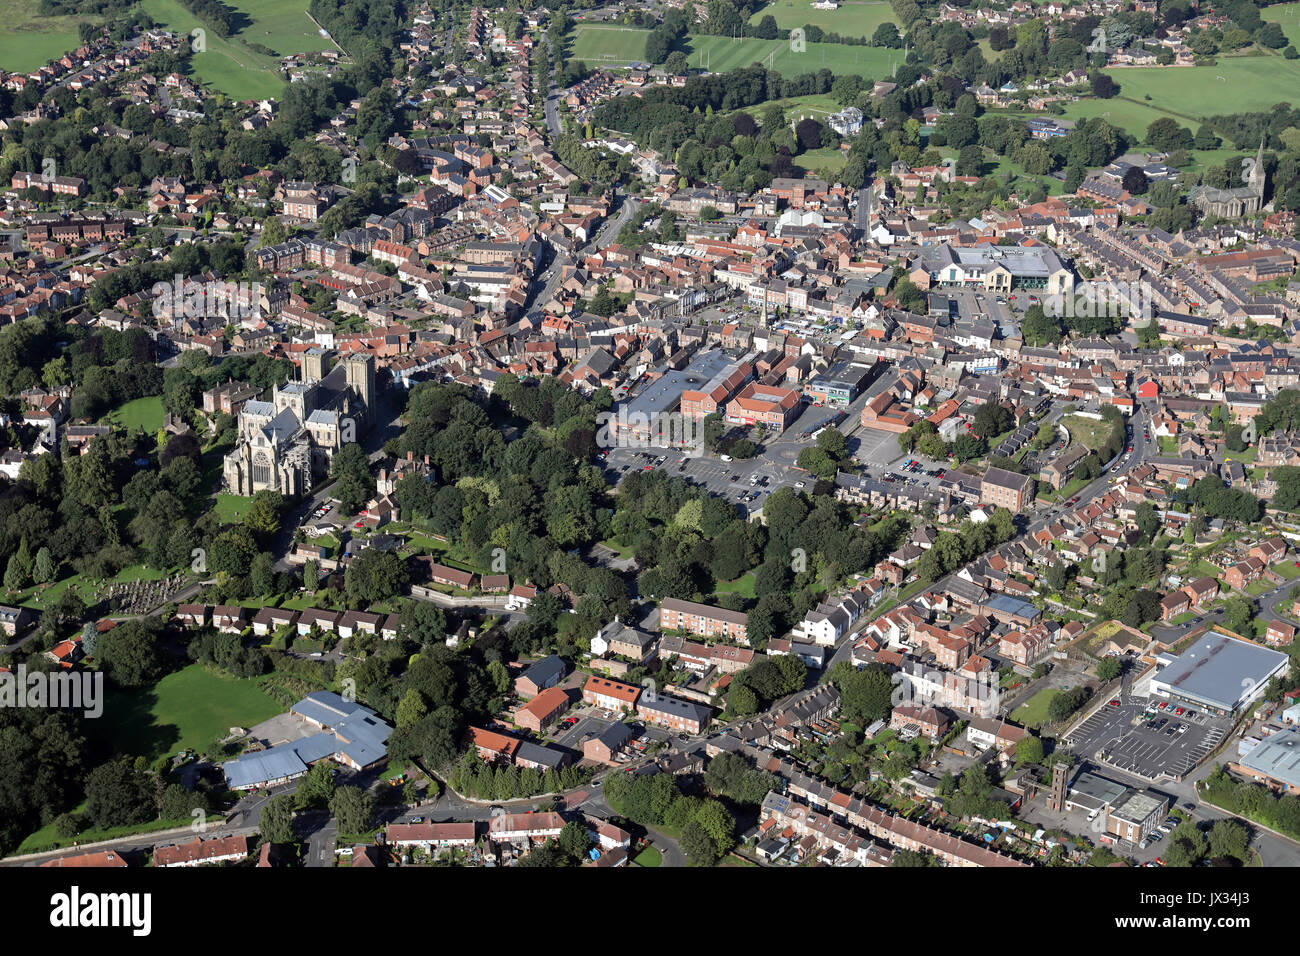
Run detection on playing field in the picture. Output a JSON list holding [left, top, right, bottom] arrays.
[[571, 24, 899, 79], [96, 663, 282, 761], [747, 0, 898, 36], [1266, 1, 1300, 48], [139, 0, 337, 101], [0, 0, 93, 72]]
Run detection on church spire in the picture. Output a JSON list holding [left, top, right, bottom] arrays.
[[1252, 135, 1265, 195]]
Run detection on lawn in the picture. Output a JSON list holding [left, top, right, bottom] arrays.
[[1272, 560, 1300, 581], [1060, 415, 1112, 453], [106, 395, 165, 434], [1011, 687, 1061, 728], [570, 24, 898, 79], [0, 0, 92, 73], [213, 492, 254, 523], [633, 845, 662, 867], [747, 0, 898, 36], [795, 146, 848, 177], [94, 663, 282, 762], [715, 572, 757, 600]]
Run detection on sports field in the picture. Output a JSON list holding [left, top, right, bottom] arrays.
[[571, 24, 899, 79], [0, 0, 92, 72], [1266, 1, 1300, 48], [747, 0, 898, 36], [95, 663, 282, 761], [139, 0, 336, 101]]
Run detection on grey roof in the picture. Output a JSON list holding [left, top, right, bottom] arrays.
[[638, 692, 711, 723], [519, 654, 566, 688], [984, 594, 1041, 620], [263, 407, 301, 445], [1239, 729, 1300, 790], [1154, 632, 1288, 711], [225, 691, 393, 789], [514, 740, 567, 769], [594, 722, 634, 750]]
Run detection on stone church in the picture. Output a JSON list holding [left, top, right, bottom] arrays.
[[223, 349, 376, 498], [1192, 139, 1266, 219]]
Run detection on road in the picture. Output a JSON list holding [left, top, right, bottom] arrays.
[[526, 190, 637, 320], [541, 30, 562, 139]]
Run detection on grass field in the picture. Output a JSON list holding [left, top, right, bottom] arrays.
[[747, 0, 897, 36], [1061, 415, 1113, 452], [213, 492, 254, 523], [1267, 1, 1300, 49], [0, 0, 92, 73], [95, 663, 282, 761], [139, 0, 336, 100], [106, 395, 164, 434], [1011, 687, 1061, 728], [795, 146, 849, 177], [714, 572, 757, 600], [1064, 52, 1300, 145], [570, 24, 898, 79]]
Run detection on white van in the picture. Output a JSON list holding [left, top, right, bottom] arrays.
[[719, 454, 733, 462]]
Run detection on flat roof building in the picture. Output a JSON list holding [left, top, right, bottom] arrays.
[[1150, 631, 1289, 714]]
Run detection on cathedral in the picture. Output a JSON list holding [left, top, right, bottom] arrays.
[[1192, 139, 1266, 220], [222, 349, 375, 498]]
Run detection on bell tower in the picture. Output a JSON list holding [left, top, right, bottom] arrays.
[[343, 352, 376, 426]]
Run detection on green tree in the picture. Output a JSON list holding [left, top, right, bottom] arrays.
[[260, 793, 297, 844], [329, 786, 375, 836]]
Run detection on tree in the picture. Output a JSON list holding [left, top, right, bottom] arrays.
[[329, 786, 375, 836], [1223, 596, 1256, 637], [244, 490, 285, 538], [259, 217, 288, 248], [295, 762, 336, 810], [558, 820, 592, 861], [1096, 657, 1121, 681], [1122, 166, 1149, 195], [956, 144, 986, 177], [873, 22, 901, 47], [260, 794, 297, 844], [1015, 736, 1045, 765], [680, 820, 722, 866], [1164, 820, 1206, 867], [84, 757, 156, 830], [1091, 73, 1118, 98], [1207, 818, 1249, 862]]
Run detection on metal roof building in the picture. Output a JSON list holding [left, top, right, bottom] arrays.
[[1150, 631, 1288, 714]]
